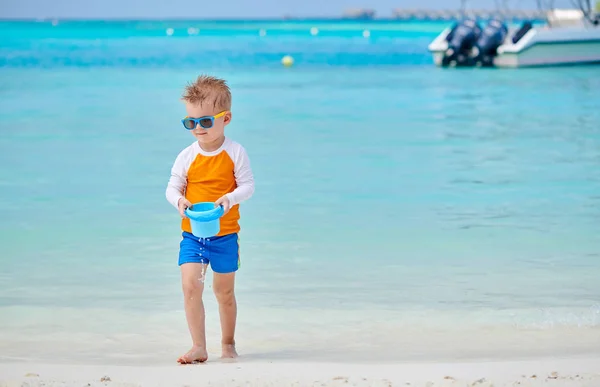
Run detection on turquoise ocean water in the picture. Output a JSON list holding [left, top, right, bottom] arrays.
[[0, 19, 599, 365]]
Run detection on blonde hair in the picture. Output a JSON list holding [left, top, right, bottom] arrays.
[[182, 74, 231, 111]]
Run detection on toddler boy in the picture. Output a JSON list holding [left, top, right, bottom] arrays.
[[165, 75, 254, 363]]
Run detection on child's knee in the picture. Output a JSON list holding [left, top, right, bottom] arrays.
[[214, 286, 235, 305], [182, 279, 203, 299]]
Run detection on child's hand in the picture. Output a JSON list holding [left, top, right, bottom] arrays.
[[178, 197, 192, 219], [215, 195, 231, 215]]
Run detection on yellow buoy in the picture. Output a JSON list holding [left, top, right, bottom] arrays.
[[281, 55, 294, 67]]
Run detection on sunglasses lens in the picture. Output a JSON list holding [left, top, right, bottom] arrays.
[[199, 118, 213, 128], [183, 119, 195, 130]]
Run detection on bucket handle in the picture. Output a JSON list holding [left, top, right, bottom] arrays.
[[185, 204, 224, 222]]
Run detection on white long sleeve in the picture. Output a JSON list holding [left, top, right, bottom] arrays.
[[226, 145, 255, 206], [165, 150, 189, 209]]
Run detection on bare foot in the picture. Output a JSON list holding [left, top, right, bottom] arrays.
[[177, 346, 208, 364], [221, 343, 238, 359]]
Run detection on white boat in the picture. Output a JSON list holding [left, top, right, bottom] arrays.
[[427, 0, 600, 68]]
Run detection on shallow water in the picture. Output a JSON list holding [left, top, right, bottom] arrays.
[[0, 20, 599, 365]]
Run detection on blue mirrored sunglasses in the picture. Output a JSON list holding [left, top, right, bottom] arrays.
[[181, 111, 227, 130]]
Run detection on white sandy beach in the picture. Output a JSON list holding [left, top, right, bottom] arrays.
[[1, 357, 600, 387]]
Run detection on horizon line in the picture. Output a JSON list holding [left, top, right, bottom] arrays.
[[0, 13, 547, 23]]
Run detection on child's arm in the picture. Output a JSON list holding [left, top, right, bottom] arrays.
[[166, 152, 188, 211], [218, 145, 254, 210]]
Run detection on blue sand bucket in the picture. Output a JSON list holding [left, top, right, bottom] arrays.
[[185, 202, 224, 238]]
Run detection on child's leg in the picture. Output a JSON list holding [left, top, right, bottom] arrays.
[[213, 272, 238, 358], [178, 262, 208, 364]]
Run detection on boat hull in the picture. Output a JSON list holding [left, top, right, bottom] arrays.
[[495, 28, 600, 67]]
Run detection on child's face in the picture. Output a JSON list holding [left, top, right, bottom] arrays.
[[185, 101, 231, 145]]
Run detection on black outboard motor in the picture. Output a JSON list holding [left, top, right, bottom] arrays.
[[445, 21, 459, 42], [473, 18, 508, 67], [441, 18, 482, 67]]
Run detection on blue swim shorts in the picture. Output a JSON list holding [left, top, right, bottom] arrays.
[[178, 231, 240, 273]]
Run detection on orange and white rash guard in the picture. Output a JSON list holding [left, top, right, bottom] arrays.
[[166, 137, 255, 236]]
